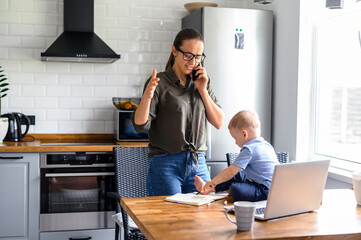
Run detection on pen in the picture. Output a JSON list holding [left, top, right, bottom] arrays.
[[196, 190, 204, 195]]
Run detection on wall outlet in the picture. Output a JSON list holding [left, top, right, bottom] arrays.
[[20, 115, 36, 125]]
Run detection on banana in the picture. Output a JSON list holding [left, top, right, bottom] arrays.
[[116, 100, 138, 110]]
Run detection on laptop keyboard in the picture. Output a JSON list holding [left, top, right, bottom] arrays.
[[255, 207, 266, 215], [224, 205, 266, 216]]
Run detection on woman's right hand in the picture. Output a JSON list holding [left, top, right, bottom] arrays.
[[144, 69, 160, 100], [134, 69, 159, 125]]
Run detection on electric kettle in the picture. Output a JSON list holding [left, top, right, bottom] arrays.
[[1, 112, 30, 141]]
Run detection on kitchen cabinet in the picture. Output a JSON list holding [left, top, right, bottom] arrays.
[[0, 153, 40, 240], [40, 229, 115, 240]]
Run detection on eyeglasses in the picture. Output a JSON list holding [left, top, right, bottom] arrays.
[[175, 46, 206, 63]]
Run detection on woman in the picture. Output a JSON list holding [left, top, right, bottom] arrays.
[[132, 28, 224, 196]]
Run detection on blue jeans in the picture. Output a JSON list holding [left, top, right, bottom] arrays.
[[146, 152, 211, 196], [215, 171, 269, 202]]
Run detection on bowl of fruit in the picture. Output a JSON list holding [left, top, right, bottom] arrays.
[[112, 97, 140, 111]]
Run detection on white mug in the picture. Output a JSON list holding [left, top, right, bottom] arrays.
[[353, 171, 361, 205], [225, 201, 256, 231]]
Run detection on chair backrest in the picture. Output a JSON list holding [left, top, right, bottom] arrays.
[[113, 147, 149, 240], [114, 147, 150, 198], [226, 151, 289, 166], [226, 153, 239, 167], [276, 152, 289, 164]]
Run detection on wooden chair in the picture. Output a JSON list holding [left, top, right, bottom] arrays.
[[226, 152, 289, 166], [107, 147, 149, 240]]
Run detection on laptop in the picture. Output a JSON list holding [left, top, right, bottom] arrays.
[[225, 160, 330, 220]]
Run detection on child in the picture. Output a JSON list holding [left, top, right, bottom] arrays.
[[195, 110, 278, 202]]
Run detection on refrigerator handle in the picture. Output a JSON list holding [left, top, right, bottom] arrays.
[[206, 122, 211, 160]]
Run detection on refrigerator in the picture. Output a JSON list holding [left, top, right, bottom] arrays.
[[182, 7, 273, 178]]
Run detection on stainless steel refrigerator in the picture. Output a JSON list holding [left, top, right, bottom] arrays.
[[182, 7, 273, 178]]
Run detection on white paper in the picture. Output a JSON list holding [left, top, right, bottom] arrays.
[[165, 192, 228, 206]]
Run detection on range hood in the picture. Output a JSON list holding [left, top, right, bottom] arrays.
[[41, 0, 120, 63]]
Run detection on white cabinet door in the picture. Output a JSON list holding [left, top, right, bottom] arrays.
[[40, 229, 115, 240], [0, 153, 40, 240]]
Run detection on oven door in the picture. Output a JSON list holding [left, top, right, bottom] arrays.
[[40, 167, 115, 231]]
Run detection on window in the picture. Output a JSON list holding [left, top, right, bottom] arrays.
[[314, 11, 361, 171]]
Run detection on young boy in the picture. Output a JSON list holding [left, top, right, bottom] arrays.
[[195, 110, 278, 202]]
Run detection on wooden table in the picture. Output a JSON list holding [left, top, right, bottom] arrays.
[[120, 189, 361, 240]]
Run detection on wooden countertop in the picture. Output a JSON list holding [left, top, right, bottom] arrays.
[[0, 134, 149, 152]]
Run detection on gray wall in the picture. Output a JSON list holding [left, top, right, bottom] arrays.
[[270, 1, 300, 159]]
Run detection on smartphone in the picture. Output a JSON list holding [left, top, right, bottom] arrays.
[[192, 63, 201, 81]]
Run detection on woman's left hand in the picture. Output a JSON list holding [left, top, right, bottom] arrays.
[[192, 65, 208, 93]]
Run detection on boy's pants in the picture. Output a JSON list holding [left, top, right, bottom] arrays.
[[215, 171, 269, 202]]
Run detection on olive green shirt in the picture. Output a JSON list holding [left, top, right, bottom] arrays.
[[131, 67, 221, 165]]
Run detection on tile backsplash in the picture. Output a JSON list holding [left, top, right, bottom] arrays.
[[0, 0, 247, 133]]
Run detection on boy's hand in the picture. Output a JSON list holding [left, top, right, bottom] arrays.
[[202, 180, 216, 195], [194, 175, 205, 192]]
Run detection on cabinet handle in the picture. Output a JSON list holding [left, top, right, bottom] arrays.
[[69, 238, 92, 240], [0, 156, 24, 159]]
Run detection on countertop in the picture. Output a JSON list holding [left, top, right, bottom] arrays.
[[0, 134, 149, 152]]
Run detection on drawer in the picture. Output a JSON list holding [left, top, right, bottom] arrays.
[[40, 229, 116, 240]]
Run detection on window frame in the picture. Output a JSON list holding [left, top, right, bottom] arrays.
[[311, 10, 361, 176]]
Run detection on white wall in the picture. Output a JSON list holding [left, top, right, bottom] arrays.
[[5, 0, 350, 163], [0, 0, 249, 133]]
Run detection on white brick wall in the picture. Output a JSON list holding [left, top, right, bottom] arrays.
[[0, 0, 246, 133]]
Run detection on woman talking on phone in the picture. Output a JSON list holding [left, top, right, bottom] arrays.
[[132, 28, 224, 196]]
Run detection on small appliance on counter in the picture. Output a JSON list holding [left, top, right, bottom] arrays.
[[1, 112, 30, 141], [112, 97, 149, 141]]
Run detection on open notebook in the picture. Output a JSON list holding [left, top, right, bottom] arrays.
[[165, 192, 228, 206]]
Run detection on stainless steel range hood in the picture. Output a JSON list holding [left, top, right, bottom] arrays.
[[41, 0, 120, 63]]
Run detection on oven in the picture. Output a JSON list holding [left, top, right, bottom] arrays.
[[40, 152, 115, 232]]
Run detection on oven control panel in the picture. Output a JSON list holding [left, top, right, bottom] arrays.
[[40, 152, 113, 167]]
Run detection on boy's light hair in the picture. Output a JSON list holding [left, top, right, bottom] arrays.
[[228, 110, 261, 131]]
